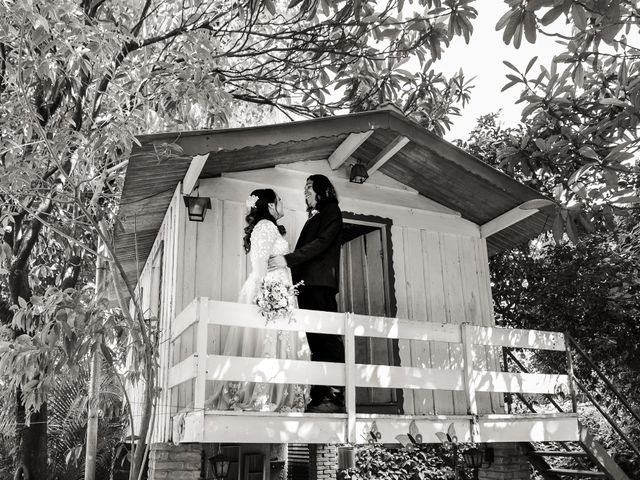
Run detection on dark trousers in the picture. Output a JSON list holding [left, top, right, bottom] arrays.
[[297, 285, 345, 405]]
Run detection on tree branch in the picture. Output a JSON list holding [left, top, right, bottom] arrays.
[[131, 0, 153, 37]]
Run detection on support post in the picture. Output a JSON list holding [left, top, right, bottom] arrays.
[[194, 299, 209, 441], [84, 222, 108, 480], [502, 348, 512, 414], [344, 313, 356, 444], [461, 323, 478, 442]]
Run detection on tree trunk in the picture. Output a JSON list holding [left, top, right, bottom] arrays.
[[10, 268, 48, 480], [15, 394, 47, 480]]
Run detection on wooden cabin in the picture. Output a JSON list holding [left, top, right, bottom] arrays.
[[115, 111, 627, 480]]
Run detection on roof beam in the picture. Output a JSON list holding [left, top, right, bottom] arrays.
[[328, 130, 374, 170], [480, 202, 543, 238], [182, 154, 209, 194], [367, 135, 410, 175]]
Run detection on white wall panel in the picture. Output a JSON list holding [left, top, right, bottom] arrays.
[[132, 165, 499, 439]]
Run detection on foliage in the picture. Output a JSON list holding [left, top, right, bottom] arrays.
[[492, 0, 640, 238], [0, 0, 485, 476], [47, 362, 126, 480], [460, 110, 640, 474], [342, 444, 454, 480], [0, 287, 127, 413], [462, 113, 640, 396], [491, 227, 640, 382]]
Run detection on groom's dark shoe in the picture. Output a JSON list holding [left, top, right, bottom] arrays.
[[306, 398, 345, 413]]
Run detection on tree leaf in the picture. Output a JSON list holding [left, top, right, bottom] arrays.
[[503, 10, 521, 45], [495, 9, 513, 31], [100, 343, 114, 366], [523, 11, 536, 43], [525, 56, 538, 74], [565, 214, 579, 243], [540, 5, 564, 25], [599, 98, 628, 107], [571, 3, 587, 30], [263, 0, 276, 15], [501, 80, 518, 92], [579, 146, 599, 160], [513, 19, 524, 48], [612, 195, 640, 204], [502, 60, 519, 72], [552, 211, 564, 243]]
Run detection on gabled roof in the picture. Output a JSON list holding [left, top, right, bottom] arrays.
[[115, 110, 552, 284]]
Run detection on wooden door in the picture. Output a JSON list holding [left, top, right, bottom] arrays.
[[338, 225, 399, 412]]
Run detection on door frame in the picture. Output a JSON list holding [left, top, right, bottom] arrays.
[[342, 212, 397, 318], [342, 212, 403, 413]]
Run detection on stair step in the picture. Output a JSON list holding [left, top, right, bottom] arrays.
[[546, 468, 606, 477], [532, 451, 589, 458]]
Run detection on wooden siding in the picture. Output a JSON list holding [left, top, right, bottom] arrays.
[[392, 228, 499, 415], [132, 160, 502, 442], [128, 185, 182, 443], [173, 165, 497, 418]]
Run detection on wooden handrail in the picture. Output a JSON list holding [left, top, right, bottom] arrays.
[[573, 377, 640, 459], [566, 334, 640, 427], [168, 299, 573, 417], [175, 299, 567, 349]]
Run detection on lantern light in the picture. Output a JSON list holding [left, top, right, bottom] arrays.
[[462, 447, 484, 480], [208, 452, 230, 480], [349, 161, 369, 184], [183, 195, 212, 222]]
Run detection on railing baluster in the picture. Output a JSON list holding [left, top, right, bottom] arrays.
[[461, 323, 477, 415], [503, 347, 512, 414], [461, 322, 478, 442], [344, 312, 357, 444]]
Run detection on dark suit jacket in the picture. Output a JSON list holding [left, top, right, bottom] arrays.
[[285, 200, 343, 291]]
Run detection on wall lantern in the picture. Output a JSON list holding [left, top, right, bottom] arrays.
[[462, 446, 486, 480], [349, 161, 369, 184], [183, 194, 211, 222], [208, 452, 230, 480], [337, 446, 355, 480]]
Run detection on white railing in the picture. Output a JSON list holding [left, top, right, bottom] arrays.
[[166, 298, 571, 444]]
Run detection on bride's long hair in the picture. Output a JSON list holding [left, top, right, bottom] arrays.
[[243, 188, 286, 253]]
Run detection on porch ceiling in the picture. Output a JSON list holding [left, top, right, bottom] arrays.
[[115, 110, 553, 284]]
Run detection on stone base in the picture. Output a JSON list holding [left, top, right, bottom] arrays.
[[479, 443, 530, 480], [148, 443, 202, 480], [309, 444, 338, 480]]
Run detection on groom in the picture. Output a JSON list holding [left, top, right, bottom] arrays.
[[268, 174, 345, 413]]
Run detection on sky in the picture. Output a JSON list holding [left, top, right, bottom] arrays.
[[437, 2, 566, 142]]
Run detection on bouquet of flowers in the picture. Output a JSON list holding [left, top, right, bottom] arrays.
[[256, 279, 303, 325]]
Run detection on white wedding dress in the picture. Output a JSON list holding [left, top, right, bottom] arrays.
[[206, 220, 311, 412]]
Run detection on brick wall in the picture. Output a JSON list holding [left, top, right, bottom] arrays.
[[309, 444, 338, 480], [148, 443, 202, 480], [478, 443, 530, 480]]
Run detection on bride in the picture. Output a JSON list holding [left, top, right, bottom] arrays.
[[206, 188, 311, 412]]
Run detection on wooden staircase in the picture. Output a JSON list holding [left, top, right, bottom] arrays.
[[505, 336, 640, 480], [525, 423, 631, 479]]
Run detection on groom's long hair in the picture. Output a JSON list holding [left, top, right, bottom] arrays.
[[243, 189, 286, 253], [307, 174, 338, 215]]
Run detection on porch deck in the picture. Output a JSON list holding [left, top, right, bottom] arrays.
[[167, 299, 579, 445]]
